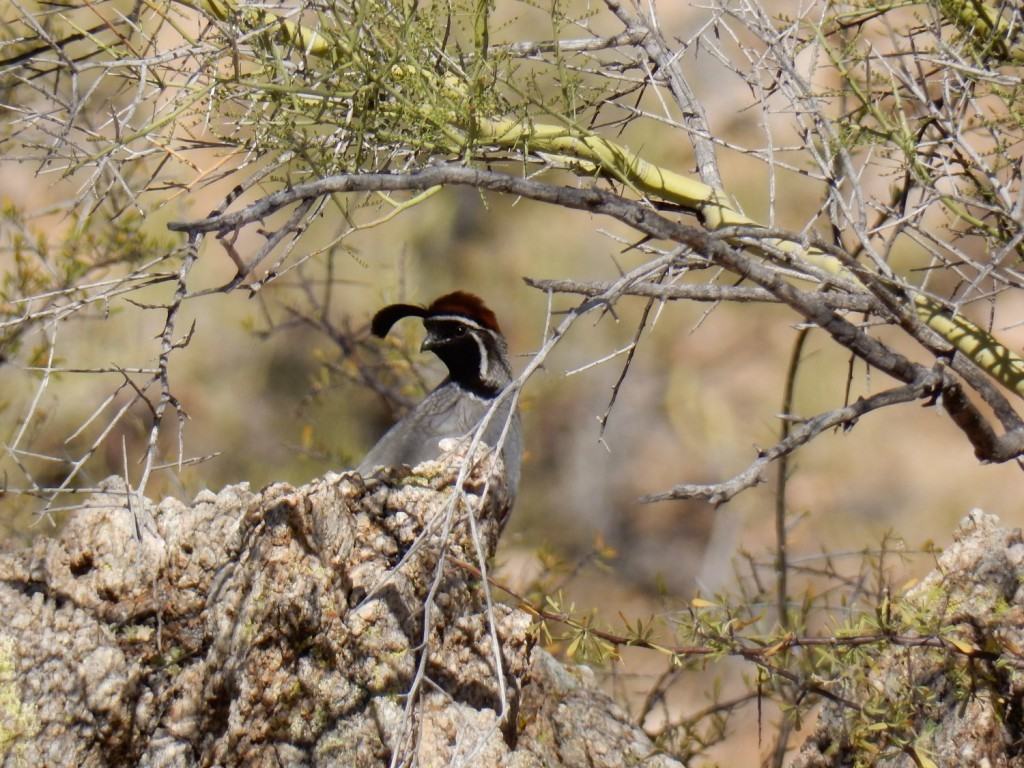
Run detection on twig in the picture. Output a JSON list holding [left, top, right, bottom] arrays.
[[524, 276, 879, 312], [776, 328, 811, 628], [642, 375, 942, 505]]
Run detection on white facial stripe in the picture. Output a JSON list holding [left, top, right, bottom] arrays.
[[473, 332, 490, 381], [427, 314, 487, 331]]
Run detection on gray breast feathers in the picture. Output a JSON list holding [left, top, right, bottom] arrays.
[[357, 381, 521, 498]]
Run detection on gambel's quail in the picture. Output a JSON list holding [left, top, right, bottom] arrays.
[[357, 291, 522, 498]]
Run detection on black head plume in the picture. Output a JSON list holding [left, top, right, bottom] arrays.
[[371, 303, 427, 337]]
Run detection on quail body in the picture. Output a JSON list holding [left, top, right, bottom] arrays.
[[357, 292, 522, 498]]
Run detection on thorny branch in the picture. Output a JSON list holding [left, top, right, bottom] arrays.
[[134, 236, 201, 508], [603, 0, 724, 190], [524, 276, 880, 312], [640, 375, 943, 505]]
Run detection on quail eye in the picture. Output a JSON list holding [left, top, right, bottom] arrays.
[[453, 324, 468, 336]]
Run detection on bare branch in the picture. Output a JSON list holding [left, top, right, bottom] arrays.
[[641, 374, 944, 505], [524, 276, 880, 312]]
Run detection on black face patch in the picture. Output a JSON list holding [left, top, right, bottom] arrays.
[[423, 319, 481, 360], [422, 317, 501, 397], [427, 319, 470, 342], [369, 293, 510, 399]]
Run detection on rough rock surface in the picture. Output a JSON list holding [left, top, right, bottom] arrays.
[[0, 445, 680, 767], [791, 510, 1024, 768]]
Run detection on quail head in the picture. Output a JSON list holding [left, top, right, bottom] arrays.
[[357, 291, 522, 499]]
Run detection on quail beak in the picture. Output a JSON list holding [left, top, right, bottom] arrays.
[[420, 331, 441, 353]]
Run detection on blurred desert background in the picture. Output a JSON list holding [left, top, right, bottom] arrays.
[[2, 0, 1022, 763]]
